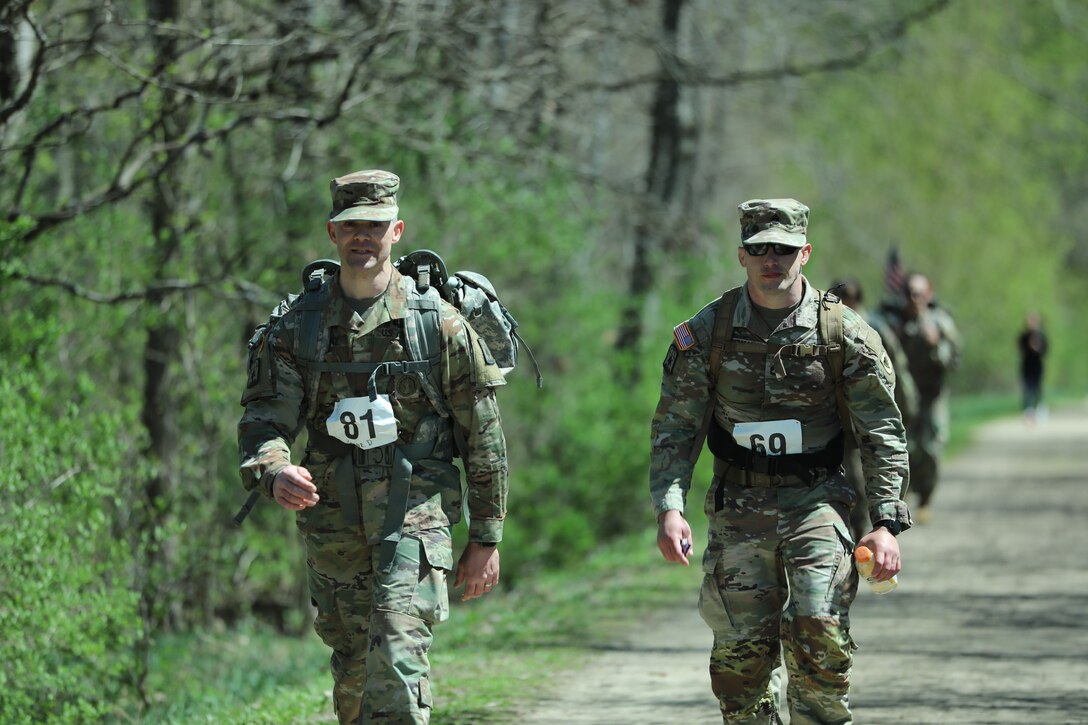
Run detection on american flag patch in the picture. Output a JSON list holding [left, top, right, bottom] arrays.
[[673, 321, 696, 350]]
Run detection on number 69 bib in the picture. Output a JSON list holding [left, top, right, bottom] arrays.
[[732, 419, 802, 456], [326, 395, 398, 449]]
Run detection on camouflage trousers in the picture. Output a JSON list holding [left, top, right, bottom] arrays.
[[699, 475, 859, 724], [304, 524, 451, 725], [907, 404, 947, 507]]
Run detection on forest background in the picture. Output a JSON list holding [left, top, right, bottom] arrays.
[[2, 0, 1086, 721]]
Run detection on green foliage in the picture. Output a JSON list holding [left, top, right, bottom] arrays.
[[3, 2, 1087, 721], [132, 624, 331, 724], [780, 0, 1088, 394], [0, 363, 141, 723]]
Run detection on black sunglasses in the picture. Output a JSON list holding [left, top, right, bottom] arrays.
[[744, 243, 798, 256]]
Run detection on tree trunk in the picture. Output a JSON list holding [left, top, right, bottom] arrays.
[[615, 0, 691, 382]]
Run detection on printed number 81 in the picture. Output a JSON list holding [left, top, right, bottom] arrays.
[[340, 410, 377, 440], [750, 432, 787, 455]]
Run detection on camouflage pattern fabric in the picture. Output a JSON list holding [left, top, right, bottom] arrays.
[[306, 522, 449, 723], [239, 268, 507, 724], [650, 279, 909, 724], [699, 491, 857, 724], [882, 303, 961, 508], [844, 309, 919, 540]]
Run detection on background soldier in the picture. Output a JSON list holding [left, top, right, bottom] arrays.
[[650, 198, 910, 723], [238, 169, 508, 724], [833, 277, 919, 541], [880, 272, 961, 523]]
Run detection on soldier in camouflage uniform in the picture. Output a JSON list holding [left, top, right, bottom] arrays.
[[650, 199, 911, 724], [833, 277, 919, 541], [238, 169, 508, 725], [878, 272, 961, 524]]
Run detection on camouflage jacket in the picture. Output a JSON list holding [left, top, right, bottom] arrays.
[[238, 268, 508, 545], [864, 310, 920, 425], [650, 279, 909, 527], [883, 303, 962, 407]]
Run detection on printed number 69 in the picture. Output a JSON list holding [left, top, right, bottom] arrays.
[[750, 432, 787, 455]]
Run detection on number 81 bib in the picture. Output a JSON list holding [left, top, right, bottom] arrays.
[[326, 395, 398, 449]]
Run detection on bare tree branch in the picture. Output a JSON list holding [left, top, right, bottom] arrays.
[[573, 0, 953, 93]]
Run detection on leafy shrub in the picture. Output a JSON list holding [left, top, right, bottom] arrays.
[[0, 365, 141, 723]]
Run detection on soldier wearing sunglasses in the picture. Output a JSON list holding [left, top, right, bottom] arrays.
[[650, 198, 911, 723]]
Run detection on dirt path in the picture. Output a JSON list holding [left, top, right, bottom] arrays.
[[516, 401, 1088, 724]]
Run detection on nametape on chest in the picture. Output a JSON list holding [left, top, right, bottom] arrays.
[[326, 395, 398, 449], [673, 322, 696, 351]]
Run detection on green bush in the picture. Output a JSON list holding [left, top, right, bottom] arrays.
[[0, 365, 141, 723]]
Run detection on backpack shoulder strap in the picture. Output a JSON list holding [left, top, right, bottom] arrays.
[[689, 287, 742, 462], [296, 259, 339, 363], [817, 289, 852, 440], [404, 286, 450, 418]]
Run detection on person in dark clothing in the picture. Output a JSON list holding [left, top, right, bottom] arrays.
[[1018, 311, 1048, 422]]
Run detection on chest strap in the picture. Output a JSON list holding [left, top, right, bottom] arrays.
[[720, 340, 840, 379]]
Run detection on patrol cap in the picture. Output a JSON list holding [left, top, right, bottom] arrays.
[[329, 169, 400, 222], [738, 198, 809, 248]]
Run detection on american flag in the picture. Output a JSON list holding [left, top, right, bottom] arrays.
[[673, 322, 695, 350], [884, 247, 906, 297]]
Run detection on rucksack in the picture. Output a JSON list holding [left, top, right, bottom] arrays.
[[288, 250, 541, 403], [688, 285, 849, 462], [393, 249, 542, 387], [233, 250, 540, 538]]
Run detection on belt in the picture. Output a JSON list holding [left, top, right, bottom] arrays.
[[712, 457, 830, 488], [350, 444, 395, 467], [308, 430, 395, 468], [708, 419, 844, 484]]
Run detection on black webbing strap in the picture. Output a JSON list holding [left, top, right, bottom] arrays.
[[708, 419, 845, 479], [334, 453, 361, 528], [233, 490, 261, 526], [305, 361, 384, 374], [378, 437, 437, 574]]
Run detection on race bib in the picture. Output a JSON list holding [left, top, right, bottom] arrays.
[[732, 419, 802, 456], [326, 395, 398, 449]]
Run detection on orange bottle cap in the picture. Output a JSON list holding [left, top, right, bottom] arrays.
[[854, 545, 873, 562]]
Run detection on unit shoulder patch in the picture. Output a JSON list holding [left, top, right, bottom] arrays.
[[663, 343, 680, 374]]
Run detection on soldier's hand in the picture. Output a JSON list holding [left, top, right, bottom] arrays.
[[272, 465, 319, 511], [657, 510, 694, 566], [455, 543, 500, 602], [856, 528, 901, 581]]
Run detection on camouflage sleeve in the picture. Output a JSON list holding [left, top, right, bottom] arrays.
[[237, 313, 307, 497], [869, 316, 919, 424], [842, 309, 911, 529], [441, 310, 508, 543], [649, 304, 716, 518], [933, 308, 962, 372]]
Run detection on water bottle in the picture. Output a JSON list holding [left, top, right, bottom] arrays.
[[854, 545, 898, 594]]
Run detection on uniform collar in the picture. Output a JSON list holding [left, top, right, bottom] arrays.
[[325, 268, 417, 336], [735, 276, 820, 332]]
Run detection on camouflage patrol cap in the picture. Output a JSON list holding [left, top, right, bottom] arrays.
[[329, 169, 400, 222], [738, 198, 809, 248]]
